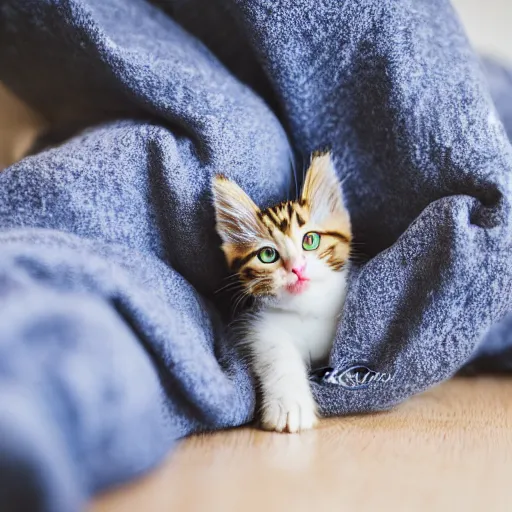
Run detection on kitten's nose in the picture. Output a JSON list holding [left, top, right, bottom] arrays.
[[291, 264, 307, 281]]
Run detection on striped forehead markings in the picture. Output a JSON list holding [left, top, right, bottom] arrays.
[[257, 201, 304, 235]]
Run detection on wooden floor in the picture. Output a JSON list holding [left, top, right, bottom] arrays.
[[93, 378, 512, 512]]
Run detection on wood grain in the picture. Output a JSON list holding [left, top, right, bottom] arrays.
[[93, 378, 512, 512]]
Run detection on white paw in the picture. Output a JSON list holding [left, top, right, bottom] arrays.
[[260, 390, 318, 433]]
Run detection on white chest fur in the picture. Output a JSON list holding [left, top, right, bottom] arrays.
[[244, 268, 349, 433], [250, 267, 348, 367]]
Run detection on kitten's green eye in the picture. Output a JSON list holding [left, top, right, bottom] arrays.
[[257, 247, 279, 264], [302, 232, 321, 251]]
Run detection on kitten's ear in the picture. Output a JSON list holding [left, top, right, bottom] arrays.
[[212, 175, 264, 246], [301, 152, 347, 222]]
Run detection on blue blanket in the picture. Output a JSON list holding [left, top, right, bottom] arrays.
[[1, 0, 511, 510]]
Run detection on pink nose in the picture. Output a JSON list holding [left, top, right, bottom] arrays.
[[291, 265, 307, 281]]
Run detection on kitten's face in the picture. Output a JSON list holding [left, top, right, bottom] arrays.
[[212, 153, 351, 301]]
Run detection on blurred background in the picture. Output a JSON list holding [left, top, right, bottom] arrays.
[[452, 0, 512, 62]]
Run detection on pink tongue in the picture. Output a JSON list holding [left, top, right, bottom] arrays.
[[288, 280, 309, 294]]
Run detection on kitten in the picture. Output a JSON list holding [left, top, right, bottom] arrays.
[[212, 152, 352, 433]]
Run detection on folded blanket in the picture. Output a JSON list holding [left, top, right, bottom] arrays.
[[1, 0, 511, 510]]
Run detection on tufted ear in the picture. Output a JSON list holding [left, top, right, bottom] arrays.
[[212, 175, 266, 247], [301, 152, 348, 222]]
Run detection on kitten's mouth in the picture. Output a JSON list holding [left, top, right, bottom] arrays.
[[286, 277, 310, 295]]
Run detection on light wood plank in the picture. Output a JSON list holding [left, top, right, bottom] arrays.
[[93, 378, 512, 512]]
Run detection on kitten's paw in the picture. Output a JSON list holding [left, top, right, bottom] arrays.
[[260, 392, 318, 433]]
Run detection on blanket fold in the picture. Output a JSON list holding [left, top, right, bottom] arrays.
[[0, 0, 511, 510]]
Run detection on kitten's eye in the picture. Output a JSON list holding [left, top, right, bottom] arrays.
[[257, 247, 279, 264], [302, 232, 321, 251]]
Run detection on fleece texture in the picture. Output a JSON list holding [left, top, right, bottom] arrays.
[[1, 0, 512, 510]]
